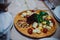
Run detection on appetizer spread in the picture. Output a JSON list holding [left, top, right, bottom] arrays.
[[14, 10, 57, 38]]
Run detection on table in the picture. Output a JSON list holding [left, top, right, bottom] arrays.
[[8, 0, 60, 40]]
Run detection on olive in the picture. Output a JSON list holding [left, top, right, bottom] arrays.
[[31, 10, 35, 12]]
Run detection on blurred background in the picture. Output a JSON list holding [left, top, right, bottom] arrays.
[[0, 0, 60, 40]]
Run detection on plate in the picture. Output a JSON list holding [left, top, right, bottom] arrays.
[[54, 6, 60, 22]]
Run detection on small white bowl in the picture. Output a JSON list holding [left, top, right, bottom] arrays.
[[53, 6, 60, 22]]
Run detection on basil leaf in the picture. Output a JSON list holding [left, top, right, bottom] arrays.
[[39, 11, 48, 16], [46, 20, 50, 26]]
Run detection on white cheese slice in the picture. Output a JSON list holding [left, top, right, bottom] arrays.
[[43, 25, 47, 28], [42, 21, 46, 24], [47, 15, 51, 19], [27, 12, 30, 15], [39, 23, 42, 27], [46, 26, 51, 30], [27, 11, 31, 15], [38, 26, 43, 30], [33, 28, 41, 33], [32, 22, 38, 28], [49, 20, 52, 23], [27, 11, 34, 16], [27, 11, 31, 13], [33, 29, 37, 33], [36, 28, 41, 33], [21, 15, 24, 17], [50, 22, 53, 27], [43, 16, 46, 19], [21, 12, 27, 17]]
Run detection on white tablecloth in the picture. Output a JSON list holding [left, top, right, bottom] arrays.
[[8, 0, 60, 40]]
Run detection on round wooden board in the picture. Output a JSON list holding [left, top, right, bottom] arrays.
[[14, 10, 57, 38]]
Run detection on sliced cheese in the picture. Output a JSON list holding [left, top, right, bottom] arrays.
[[43, 16, 46, 19], [32, 22, 38, 28], [33, 29, 37, 33], [42, 21, 46, 24], [49, 20, 52, 23], [21, 12, 27, 17], [43, 25, 47, 28], [47, 15, 51, 19], [38, 26, 43, 30], [27, 11, 32, 15], [46, 26, 51, 30], [50, 22, 53, 27], [33, 28, 41, 33], [39, 23, 43, 27]]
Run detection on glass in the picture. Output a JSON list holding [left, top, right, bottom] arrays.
[[0, 0, 11, 11], [0, 0, 12, 40]]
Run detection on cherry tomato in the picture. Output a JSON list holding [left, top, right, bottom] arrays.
[[31, 10, 35, 12], [43, 28, 48, 33], [28, 28, 33, 34]]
